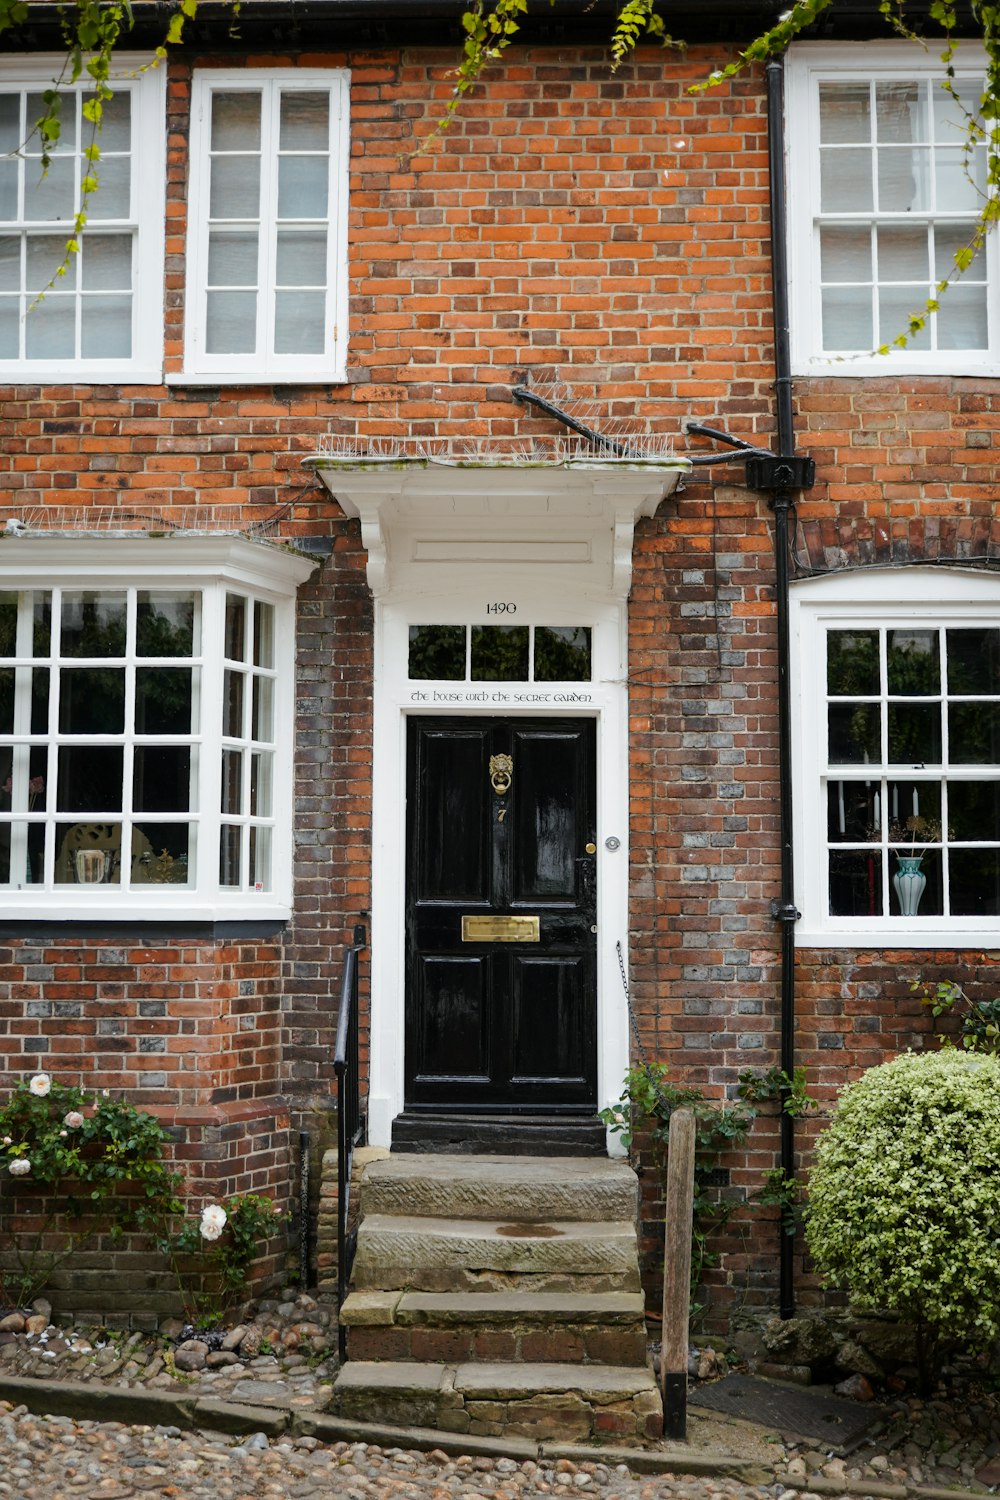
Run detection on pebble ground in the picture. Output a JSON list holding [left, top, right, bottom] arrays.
[[0, 1405, 812, 1500]]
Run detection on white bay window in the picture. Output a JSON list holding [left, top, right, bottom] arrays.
[[0, 536, 314, 920]]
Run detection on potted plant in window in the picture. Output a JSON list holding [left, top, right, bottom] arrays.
[[887, 814, 942, 916]]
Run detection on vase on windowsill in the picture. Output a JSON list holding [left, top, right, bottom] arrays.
[[893, 855, 926, 916]]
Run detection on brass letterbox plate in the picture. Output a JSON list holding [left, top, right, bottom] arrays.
[[462, 915, 540, 943]]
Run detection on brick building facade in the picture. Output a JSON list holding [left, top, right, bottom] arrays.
[[0, 0, 996, 1326]]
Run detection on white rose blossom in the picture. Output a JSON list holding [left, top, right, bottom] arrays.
[[64, 1111, 85, 1129], [9, 1158, 31, 1176], [28, 1073, 51, 1098], [200, 1203, 228, 1242], [1, 1136, 10, 1146]]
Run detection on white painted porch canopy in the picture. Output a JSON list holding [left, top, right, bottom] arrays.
[[305, 441, 689, 600]]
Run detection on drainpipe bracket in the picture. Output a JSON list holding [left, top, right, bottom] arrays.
[[770, 899, 801, 923], [747, 455, 816, 492]]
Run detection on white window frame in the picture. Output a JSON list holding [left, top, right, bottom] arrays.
[[179, 68, 350, 386], [0, 535, 314, 922], [792, 567, 1000, 947], [0, 54, 165, 385], [786, 41, 999, 377]]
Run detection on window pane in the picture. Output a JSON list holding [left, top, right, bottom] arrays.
[[935, 146, 986, 211], [875, 81, 927, 143], [61, 591, 126, 657], [26, 235, 74, 292], [950, 848, 1000, 915], [208, 230, 258, 287], [250, 750, 271, 816], [276, 229, 327, 285], [249, 824, 271, 888], [877, 225, 928, 282], [25, 296, 74, 358], [0, 297, 16, 356], [0, 162, 16, 221], [820, 147, 873, 212], [277, 155, 328, 218], [222, 747, 242, 814], [890, 847, 941, 915], [210, 155, 260, 219], [409, 626, 465, 680], [828, 630, 879, 695], [534, 626, 591, 681], [948, 781, 1000, 842], [886, 779, 940, 840], [829, 848, 883, 916], [59, 667, 125, 733], [56, 823, 122, 885], [27, 92, 77, 153], [0, 236, 19, 288], [87, 155, 130, 220], [887, 628, 939, 694], [822, 286, 872, 350], [935, 285, 988, 350], [82, 294, 131, 358], [0, 670, 12, 733], [947, 628, 1000, 695], [81, 234, 131, 289], [936, 227, 986, 281], [820, 226, 871, 282], [932, 79, 982, 137], [132, 822, 190, 884], [206, 290, 257, 354], [949, 703, 1000, 764], [274, 288, 324, 353], [220, 823, 241, 885], [471, 625, 529, 682], [253, 602, 274, 668], [827, 779, 879, 843], [279, 91, 329, 150], [32, 592, 51, 656], [135, 667, 192, 734], [225, 595, 247, 660], [877, 285, 931, 349], [888, 702, 941, 764], [252, 675, 273, 740], [133, 745, 190, 812], [23, 157, 74, 222], [0, 94, 20, 153], [56, 746, 124, 811], [819, 82, 871, 144], [224, 669, 245, 737], [877, 146, 930, 211], [98, 90, 131, 153], [30, 668, 49, 733], [0, 593, 16, 655], [211, 91, 261, 152], [829, 701, 880, 763], [137, 592, 196, 658]]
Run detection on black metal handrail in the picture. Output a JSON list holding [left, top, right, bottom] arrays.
[[334, 921, 367, 1362]]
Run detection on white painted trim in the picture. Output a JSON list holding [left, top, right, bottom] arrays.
[[0, 55, 166, 386], [791, 567, 1000, 948], [785, 41, 998, 378], [181, 68, 350, 383]]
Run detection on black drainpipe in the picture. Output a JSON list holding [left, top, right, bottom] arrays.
[[764, 54, 801, 1321]]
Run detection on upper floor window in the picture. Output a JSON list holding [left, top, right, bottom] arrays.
[[0, 57, 165, 383], [181, 69, 349, 384], [0, 536, 314, 921], [786, 43, 997, 376], [792, 568, 1000, 948]]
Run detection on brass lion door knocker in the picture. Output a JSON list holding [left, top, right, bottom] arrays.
[[490, 753, 513, 822]]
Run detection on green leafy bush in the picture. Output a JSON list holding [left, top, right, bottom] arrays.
[[166, 1193, 285, 1320], [806, 1049, 1000, 1391]]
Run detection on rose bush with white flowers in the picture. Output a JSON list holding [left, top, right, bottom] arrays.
[[167, 1193, 283, 1318]]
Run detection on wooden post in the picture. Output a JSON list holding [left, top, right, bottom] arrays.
[[661, 1106, 696, 1441]]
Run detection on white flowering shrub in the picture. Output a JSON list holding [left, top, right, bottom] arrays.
[[806, 1049, 1000, 1391]]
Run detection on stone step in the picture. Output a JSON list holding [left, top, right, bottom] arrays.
[[329, 1360, 663, 1444], [340, 1290, 648, 1366], [361, 1152, 638, 1223], [390, 1113, 607, 1156], [351, 1215, 641, 1294]]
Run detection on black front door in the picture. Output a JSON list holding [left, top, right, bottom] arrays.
[[405, 717, 597, 1112]]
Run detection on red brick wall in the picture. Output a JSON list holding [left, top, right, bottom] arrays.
[[1, 43, 997, 1319]]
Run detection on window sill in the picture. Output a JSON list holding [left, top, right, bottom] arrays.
[[0, 366, 165, 387], [793, 354, 1000, 380], [166, 369, 347, 388], [796, 922, 1000, 950], [0, 897, 292, 923]]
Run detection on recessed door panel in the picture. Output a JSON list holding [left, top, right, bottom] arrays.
[[405, 716, 597, 1112]]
